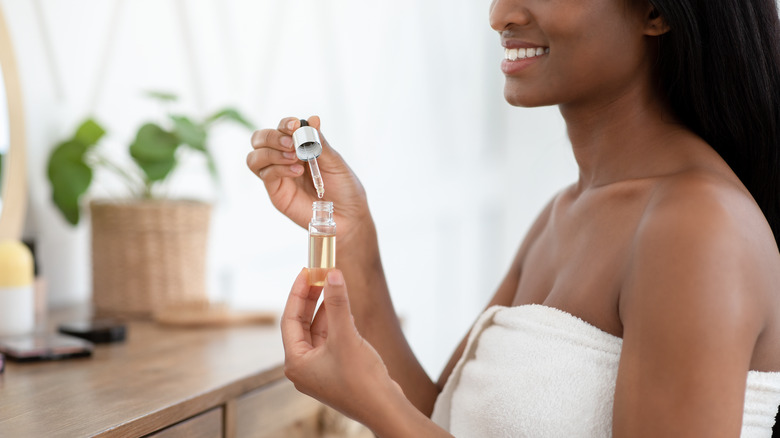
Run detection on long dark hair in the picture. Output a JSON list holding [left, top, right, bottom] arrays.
[[647, 0, 780, 249]]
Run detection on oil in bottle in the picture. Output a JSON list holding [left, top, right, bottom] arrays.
[[308, 201, 336, 286]]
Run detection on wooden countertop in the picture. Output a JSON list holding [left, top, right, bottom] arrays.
[[0, 306, 285, 437]]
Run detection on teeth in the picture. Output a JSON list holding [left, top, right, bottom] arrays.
[[504, 47, 548, 60]]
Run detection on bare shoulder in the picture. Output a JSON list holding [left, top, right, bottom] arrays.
[[613, 169, 780, 435], [630, 169, 778, 299], [620, 167, 780, 366]]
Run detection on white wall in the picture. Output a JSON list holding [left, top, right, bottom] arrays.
[[3, 0, 576, 376]]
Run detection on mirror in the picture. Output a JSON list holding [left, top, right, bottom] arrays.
[[0, 4, 27, 240]]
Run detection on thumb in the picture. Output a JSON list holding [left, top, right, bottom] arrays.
[[323, 269, 355, 337], [305, 115, 337, 160], [306, 115, 321, 131]]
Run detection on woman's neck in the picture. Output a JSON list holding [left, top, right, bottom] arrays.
[[559, 79, 690, 191]]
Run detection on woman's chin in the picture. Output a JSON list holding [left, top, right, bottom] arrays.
[[504, 90, 546, 108]]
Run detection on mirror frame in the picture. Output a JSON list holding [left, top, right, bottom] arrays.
[[0, 4, 27, 240]]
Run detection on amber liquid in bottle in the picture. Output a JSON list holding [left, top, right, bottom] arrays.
[[308, 201, 336, 286], [308, 232, 336, 286]]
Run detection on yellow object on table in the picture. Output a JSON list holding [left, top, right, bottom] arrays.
[[0, 239, 34, 335]]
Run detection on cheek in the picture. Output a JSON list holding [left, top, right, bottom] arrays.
[[542, 28, 645, 102], [500, 6, 646, 107]]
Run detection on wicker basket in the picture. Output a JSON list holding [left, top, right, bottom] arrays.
[[90, 200, 211, 318]]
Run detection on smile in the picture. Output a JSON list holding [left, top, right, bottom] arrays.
[[504, 47, 549, 61]]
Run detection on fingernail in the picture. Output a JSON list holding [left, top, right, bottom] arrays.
[[287, 120, 295, 130], [291, 164, 304, 174], [282, 151, 296, 159], [327, 270, 343, 286], [281, 136, 292, 148]]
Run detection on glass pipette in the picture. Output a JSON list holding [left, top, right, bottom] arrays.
[[307, 158, 325, 198], [292, 119, 325, 198]]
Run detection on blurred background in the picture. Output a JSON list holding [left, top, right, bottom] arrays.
[[4, 0, 577, 377]]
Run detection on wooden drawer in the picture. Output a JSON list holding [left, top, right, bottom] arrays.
[[234, 379, 321, 438], [145, 407, 223, 438], [233, 379, 373, 438]]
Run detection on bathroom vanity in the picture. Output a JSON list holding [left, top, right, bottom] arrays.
[[0, 306, 370, 437]]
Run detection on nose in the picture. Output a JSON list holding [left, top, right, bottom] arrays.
[[489, 0, 532, 32]]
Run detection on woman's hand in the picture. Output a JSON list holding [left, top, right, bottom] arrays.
[[281, 268, 404, 425], [247, 116, 370, 234]]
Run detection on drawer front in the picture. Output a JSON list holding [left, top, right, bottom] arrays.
[[235, 379, 322, 438], [146, 407, 223, 438]]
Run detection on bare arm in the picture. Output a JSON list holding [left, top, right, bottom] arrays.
[[248, 116, 439, 414], [336, 219, 441, 415], [613, 188, 768, 437]]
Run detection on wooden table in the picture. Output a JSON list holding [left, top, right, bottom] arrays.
[[0, 307, 370, 437]]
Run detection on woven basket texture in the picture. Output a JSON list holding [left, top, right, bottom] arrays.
[[90, 200, 211, 318]]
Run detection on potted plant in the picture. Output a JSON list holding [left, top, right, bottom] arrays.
[[47, 92, 253, 318]]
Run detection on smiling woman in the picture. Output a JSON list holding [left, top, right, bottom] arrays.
[[246, 0, 780, 436], [0, 3, 27, 241]]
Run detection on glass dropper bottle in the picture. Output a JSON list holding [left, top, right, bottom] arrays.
[[292, 119, 325, 198], [308, 201, 336, 286]]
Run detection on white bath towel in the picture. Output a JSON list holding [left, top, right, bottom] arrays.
[[431, 304, 780, 437]]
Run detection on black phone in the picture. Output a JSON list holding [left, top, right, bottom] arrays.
[[0, 334, 93, 362], [58, 318, 127, 344]]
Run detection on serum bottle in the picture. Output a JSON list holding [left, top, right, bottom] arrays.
[[308, 201, 336, 286]]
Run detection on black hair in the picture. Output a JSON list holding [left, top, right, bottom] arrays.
[[647, 0, 780, 249]]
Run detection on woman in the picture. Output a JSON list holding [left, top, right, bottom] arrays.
[[246, 0, 780, 436]]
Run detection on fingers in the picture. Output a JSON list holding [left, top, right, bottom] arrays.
[[306, 115, 321, 131], [303, 116, 341, 166], [310, 303, 329, 348], [250, 128, 294, 151], [278, 117, 301, 135], [322, 270, 355, 339], [248, 115, 340, 181], [246, 147, 300, 178], [281, 268, 318, 351]]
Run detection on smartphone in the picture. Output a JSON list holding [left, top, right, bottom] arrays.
[[0, 334, 93, 362], [58, 318, 126, 344]]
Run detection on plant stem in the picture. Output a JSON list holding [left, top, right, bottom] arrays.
[[92, 152, 144, 198], [143, 181, 154, 199]]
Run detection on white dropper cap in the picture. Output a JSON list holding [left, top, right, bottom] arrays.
[[293, 119, 322, 161]]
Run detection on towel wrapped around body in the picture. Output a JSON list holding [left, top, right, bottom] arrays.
[[431, 304, 780, 437]]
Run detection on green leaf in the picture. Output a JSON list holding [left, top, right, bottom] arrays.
[[145, 90, 178, 102], [47, 140, 93, 225], [171, 116, 207, 151], [132, 157, 176, 182], [204, 108, 255, 130], [129, 123, 180, 182], [170, 115, 219, 182], [203, 151, 219, 183], [74, 119, 106, 146]]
